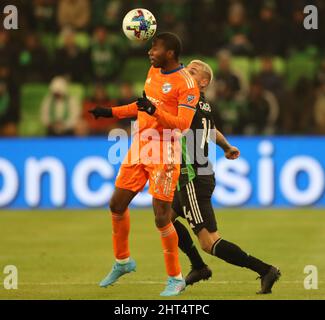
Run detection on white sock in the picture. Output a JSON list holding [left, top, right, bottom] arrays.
[[116, 257, 130, 264], [173, 273, 183, 280]]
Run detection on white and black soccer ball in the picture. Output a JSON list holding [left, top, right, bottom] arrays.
[[122, 8, 157, 41]]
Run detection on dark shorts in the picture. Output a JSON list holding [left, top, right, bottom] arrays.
[[172, 174, 217, 234]]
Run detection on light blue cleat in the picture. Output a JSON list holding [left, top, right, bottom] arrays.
[[99, 258, 136, 287], [160, 276, 186, 297]]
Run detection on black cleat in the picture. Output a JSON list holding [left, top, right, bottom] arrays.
[[185, 265, 212, 286], [256, 266, 281, 294]]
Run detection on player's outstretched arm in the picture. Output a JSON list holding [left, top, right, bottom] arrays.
[[136, 91, 196, 131], [89, 102, 138, 119], [153, 106, 195, 131], [213, 128, 240, 160]]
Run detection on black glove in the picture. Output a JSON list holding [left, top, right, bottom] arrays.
[[136, 91, 156, 115], [88, 106, 113, 119]]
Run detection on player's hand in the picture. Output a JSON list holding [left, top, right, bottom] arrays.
[[88, 106, 113, 119], [136, 91, 156, 115], [224, 146, 240, 160]]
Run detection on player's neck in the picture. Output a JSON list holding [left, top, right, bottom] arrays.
[[161, 61, 181, 73]]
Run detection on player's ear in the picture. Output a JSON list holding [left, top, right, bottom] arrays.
[[166, 49, 174, 60], [200, 78, 209, 89]]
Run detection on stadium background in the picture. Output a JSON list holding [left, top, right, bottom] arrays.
[[0, 0, 325, 300]]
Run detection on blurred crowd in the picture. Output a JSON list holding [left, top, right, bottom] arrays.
[[0, 0, 325, 137]]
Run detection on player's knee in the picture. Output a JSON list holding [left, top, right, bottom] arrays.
[[171, 209, 177, 222], [109, 198, 127, 214], [153, 198, 172, 227], [154, 214, 169, 228]]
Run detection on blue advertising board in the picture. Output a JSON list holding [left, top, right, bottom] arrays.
[[0, 137, 324, 208]]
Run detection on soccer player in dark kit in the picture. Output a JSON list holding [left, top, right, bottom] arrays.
[[172, 59, 281, 294]]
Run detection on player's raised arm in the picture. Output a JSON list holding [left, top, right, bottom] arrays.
[[89, 102, 138, 119], [89, 66, 155, 120], [111, 102, 138, 119], [136, 86, 199, 131], [153, 101, 197, 131]]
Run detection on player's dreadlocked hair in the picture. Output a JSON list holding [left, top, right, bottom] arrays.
[[153, 32, 182, 60]]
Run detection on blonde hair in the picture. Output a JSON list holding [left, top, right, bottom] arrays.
[[189, 59, 214, 85]]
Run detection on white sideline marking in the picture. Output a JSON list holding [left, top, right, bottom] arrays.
[[19, 280, 320, 286]]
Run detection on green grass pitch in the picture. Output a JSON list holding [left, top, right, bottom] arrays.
[[0, 209, 324, 300]]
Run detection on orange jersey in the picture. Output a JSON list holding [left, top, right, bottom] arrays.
[[112, 65, 200, 138], [113, 65, 199, 201]]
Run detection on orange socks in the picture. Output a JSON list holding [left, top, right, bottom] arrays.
[[111, 211, 181, 277], [158, 222, 181, 277], [112, 209, 130, 260]]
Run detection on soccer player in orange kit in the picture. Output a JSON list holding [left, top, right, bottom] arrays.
[[89, 32, 200, 296]]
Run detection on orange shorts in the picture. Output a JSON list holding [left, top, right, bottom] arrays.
[[115, 139, 180, 202]]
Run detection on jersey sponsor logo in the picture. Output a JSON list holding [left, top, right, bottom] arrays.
[[187, 95, 195, 104], [147, 95, 163, 106], [162, 82, 172, 93], [199, 101, 211, 112]]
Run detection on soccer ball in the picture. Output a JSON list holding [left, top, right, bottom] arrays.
[[122, 8, 157, 41]]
